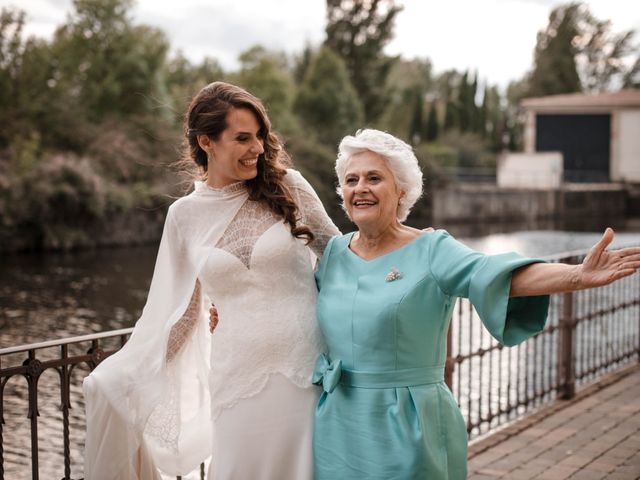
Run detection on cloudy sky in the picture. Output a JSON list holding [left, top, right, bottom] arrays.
[[5, 0, 639, 88]]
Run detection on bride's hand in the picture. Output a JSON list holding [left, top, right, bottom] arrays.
[[579, 228, 640, 288], [209, 304, 219, 333]]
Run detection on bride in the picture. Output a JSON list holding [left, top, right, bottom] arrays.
[[83, 82, 339, 479]]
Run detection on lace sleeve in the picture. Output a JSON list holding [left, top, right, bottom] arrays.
[[166, 279, 203, 364], [286, 169, 341, 258]]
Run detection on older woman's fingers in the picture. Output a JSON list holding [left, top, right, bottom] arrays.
[[618, 248, 640, 258], [612, 268, 637, 282], [592, 228, 614, 255], [622, 260, 640, 270]]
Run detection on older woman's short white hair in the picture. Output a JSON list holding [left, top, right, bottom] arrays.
[[335, 129, 423, 222]]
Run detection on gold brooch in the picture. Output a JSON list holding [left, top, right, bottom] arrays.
[[385, 266, 403, 282]]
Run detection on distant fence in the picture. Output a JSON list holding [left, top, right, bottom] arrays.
[[1, 247, 638, 479], [447, 247, 640, 438]]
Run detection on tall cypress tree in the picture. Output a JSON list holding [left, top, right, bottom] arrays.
[[409, 88, 423, 145], [294, 46, 364, 146], [444, 96, 457, 132], [528, 3, 582, 96], [324, 0, 402, 123], [424, 101, 439, 142], [457, 71, 471, 132]]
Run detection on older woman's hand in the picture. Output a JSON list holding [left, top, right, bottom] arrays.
[[579, 228, 640, 288], [511, 228, 640, 297]]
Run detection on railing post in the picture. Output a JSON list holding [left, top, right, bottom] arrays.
[[558, 291, 576, 399], [0, 355, 4, 480], [25, 351, 42, 480], [445, 324, 454, 391]]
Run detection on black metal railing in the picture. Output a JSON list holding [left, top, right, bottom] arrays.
[[1, 329, 131, 480], [2, 247, 639, 478], [446, 248, 640, 438]]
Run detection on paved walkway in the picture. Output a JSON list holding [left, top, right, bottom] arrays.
[[468, 364, 640, 479]]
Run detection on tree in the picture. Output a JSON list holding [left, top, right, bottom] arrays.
[[377, 57, 433, 140], [505, 78, 530, 150], [0, 8, 27, 148], [324, 0, 402, 122], [622, 57, 640, 89], [443, 96, 457, 132], [51, 0, 171, 122], [165, 52, 225, 122], [293, 43, 314, 85], [528, 3, 582, 96], [482, 85, 505, 151], [424, 102, 439, 142], [408, 88, 424, 145], [234, 46, 297, 134], [574, 14, 639, 92], [294, 46, 364, 147]]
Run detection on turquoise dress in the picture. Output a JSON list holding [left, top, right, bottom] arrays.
[[312, 230, 550, 479]]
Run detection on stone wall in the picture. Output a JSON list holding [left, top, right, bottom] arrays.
[[433, 183, 627, 225]]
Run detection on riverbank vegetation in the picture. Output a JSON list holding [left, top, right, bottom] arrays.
[[0, 0, 637, 252]]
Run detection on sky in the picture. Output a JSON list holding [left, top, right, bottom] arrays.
[[5, 0, 640, 89]]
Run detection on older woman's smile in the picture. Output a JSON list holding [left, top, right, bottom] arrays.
[[353, 199, 376, 207]]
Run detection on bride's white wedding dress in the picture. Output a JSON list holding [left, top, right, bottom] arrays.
[[83, 169, 338, 479]]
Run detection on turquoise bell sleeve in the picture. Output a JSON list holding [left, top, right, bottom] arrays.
[[428, 230, 550, 346]]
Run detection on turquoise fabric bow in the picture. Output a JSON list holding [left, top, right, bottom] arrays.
[[312, 353, 342, 393]]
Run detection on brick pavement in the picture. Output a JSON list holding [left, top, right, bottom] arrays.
[[467, 364, 640, 480]]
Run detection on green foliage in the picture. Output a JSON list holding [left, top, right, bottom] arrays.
[[324, 0, 402, 122], [573, 12, 639, 92], [424, 102, 439, 142], [293, 43, 314, 85], [377, 58, 434, 141], [528, 3, 582, 96], [443, 97, 457, 131], [286, 135, 349, 229], [0, 1, 175, 251], [233, 46, 298, 135], [482, 85, 505, 152], [165, 52, 226, 123], [439, 130, 495, 170], [0, 9, 53, 149], [623, 57, 640, 89], [49, 0, 171, 123], [13, 0, 637, 251], [1, 154, 105, 249], [408, 88, 424, 145], [294, 47, 364, 146]]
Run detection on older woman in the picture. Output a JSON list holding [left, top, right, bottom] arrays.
[[311, 129, 640, 479]]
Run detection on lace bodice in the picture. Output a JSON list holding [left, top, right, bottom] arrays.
[[215, 199, 281, 268]]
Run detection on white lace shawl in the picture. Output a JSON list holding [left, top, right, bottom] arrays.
[[83, 169, 339, 478]]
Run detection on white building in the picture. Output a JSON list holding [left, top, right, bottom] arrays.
[[498, 90, 640, 188]]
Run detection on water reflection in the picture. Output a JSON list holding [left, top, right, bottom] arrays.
[[461, 230, 640, 257], [0, 246, 157, 347]]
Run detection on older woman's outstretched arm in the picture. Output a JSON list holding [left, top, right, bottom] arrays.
[[510, 228, 640, 297]]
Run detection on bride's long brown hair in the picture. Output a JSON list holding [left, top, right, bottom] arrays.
[[180, 82, 312, 242]]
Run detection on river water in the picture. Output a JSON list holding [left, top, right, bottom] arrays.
[[1, 223, 640, 479]]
